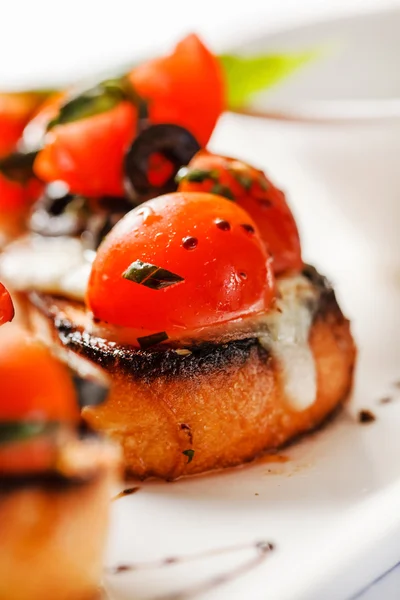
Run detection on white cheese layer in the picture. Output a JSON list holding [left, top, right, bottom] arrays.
[[0, 235, 319, 411], [260, 275, 318, 412], [0, 235, 94, 301]]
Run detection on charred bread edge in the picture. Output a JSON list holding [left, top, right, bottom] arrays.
[[29, 265, 344, 383]]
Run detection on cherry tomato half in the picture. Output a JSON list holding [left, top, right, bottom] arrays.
[[34, 100, 137, 197], [0, 92, 45, 158], [129, 34, 225, 147], [0, 325, 79, 423], [0, 283, 14, 326], [87, 191, 274, 338], [178, 151, 303, 274], [0, 173, 43, 214]]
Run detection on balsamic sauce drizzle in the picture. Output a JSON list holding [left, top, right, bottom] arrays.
[[105, 540, 274, 600], [112, 487, 141, 501]]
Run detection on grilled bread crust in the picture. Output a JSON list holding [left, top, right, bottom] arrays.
[[28, 267, 356, 480], [0, 442, 119, 600]]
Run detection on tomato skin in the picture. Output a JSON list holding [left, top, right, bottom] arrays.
[[0, 326, 79, 423], [87, 192, 274, 337], [178, 151, 303, 274], [129, 34, 225, 146], [0, 173, 43, 214], [34, 101, 137, 197], [0, 283, 14, 326], [0, 93, 44, 158]]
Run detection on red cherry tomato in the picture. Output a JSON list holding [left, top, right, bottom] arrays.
[[34, 100, 137, 197], [178, 151, 303, 274], [0, 325, 79, 423], [87, 192, 275, 338], [22, 91, 67, 150], [129, 34, 225, 147], [0, 283, 14, 326], [0, 92, 45, 158], [0, 173, 43, 214]]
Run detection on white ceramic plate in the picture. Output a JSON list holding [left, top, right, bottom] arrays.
[[101, 117, 400, 600]]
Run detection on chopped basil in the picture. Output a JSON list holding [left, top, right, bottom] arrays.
[[258, 175, 269, 191], [230, 170, 253, 191], [175, 167, 219, 184], [47, 78, 138, 130], [122, 260, 184, 290], [210, 183, 235, 201], [0, 422, 58, 446], [137, 331, 169, 350], [0, 151, 37, 183], [183, 449, 195, 463]]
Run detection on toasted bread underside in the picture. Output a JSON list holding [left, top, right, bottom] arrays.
[[0, 456, 118, 600], [28, 268, 356, 479]]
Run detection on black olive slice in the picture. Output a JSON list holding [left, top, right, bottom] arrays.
[[29, 182, 89, 237], [124, 124, 201, 202]]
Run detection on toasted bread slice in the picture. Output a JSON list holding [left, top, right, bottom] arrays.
[[27, 266, 356, 480], [0, 437, 120, 600]]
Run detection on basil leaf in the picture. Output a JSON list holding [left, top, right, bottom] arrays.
[[175, 167, 219, 184], [0, 422, 58, 446], [210, 183, 235, 201], [122, 260, 184, 290], [137, 331, 169, 350], [0, 151, 37, 183], [47, 79, 129, 130], [183, 449, 195, 463], [219, 50, 317, 110]]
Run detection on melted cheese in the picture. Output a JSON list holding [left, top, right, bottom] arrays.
[[260, 275, 318, 411], [0, 236, 93, 300], [0, 236, 319, 411]]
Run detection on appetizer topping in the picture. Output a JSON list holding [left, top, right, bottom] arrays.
[[34, 99, 137, 197], [137, 331, 169, 350], [258, 274, 318, 411], [0, 235, 93, 300], [0, 282, 14, 326], [0, 421, 58, 445], [0, 150, 37, 183], [128, 34, 225, 147], [122, 259, 184, 290], [0, 172, 43, 215], [215, 218, 231, 231], [0, 326, 79, 423], [183, 449, 195, 463], [178, 150, 302, 274], [87, 191, 275, 336], [0, 92, 47, 158], [124, 124, 200, 201], [182, 236, 198, 250], [46, 80, 131, 130]]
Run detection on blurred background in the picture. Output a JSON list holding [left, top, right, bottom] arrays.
[[2, 0, 399, 279]]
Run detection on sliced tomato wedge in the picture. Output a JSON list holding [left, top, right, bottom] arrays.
[[0, 92, 45, 158], [34, 100, 137, 197], [178, 150, 303, 274], [0, 173, 43, 214], [0, 326, 79, 423], [87, 191, 275, 339], [129, 34, 225, 146], [0, 283, 14, 326]]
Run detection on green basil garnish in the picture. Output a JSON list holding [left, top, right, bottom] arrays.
[[175, 167, 219, 184], [183, 449, 195, 463], [0, 422, 58, 446], [123, 260, 184, 290], [47, 77, 143, 130], [137, 331, 169, 350], [0, 151, 37, 183], [210, 183, 235, 201], [230, 170, 253, 191]]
